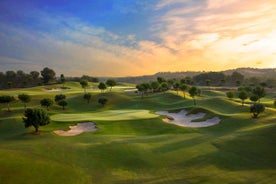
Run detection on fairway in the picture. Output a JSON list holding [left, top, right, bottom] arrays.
[[51, 110, 158, 121], [0, 82, 276, 184]]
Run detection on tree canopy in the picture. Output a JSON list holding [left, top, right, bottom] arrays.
[[18, 94, 31, 110], [23, 108, 50, 133], [40, 67, 56, 84]]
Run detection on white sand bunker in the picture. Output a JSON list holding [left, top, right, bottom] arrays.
[[156, 110, 220, 128], [54, 122, 97, 136]]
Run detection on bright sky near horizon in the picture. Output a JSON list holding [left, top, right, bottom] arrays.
[[0, 0, 275, 77]]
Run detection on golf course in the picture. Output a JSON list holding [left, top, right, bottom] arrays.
[[0, 81, 276, 184]]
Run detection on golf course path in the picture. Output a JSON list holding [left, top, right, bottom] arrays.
[[156, 110, 220, 128], [54, 122, 97, 136]]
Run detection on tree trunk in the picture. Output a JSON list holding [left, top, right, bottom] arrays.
[[35, 126, 39, 133], [24, 103, 27, 110], [62, 106, 65, 110], [7, 103, 10, 112], [193, 98, 196, 105]]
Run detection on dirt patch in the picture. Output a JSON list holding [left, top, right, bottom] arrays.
[[156, 110, 220, 128], [54, 122, 97, 136]]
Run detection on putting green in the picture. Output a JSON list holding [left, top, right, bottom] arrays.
[[51, 109, 158, 122]]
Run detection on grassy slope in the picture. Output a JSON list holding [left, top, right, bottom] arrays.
[[0, 83, 276, 184]]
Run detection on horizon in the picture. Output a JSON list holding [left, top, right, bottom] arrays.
[[1, 0, 276, 77]]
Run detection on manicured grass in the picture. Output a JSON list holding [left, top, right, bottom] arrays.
[[0, 83, 275, 184], [51, 110, 159, 122]]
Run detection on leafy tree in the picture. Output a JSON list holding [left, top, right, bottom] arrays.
[[161, 82, 169, 92], [0, 95, 15, 112], [40, 98, 53, 110], [106, 79, 116, 91], [136, 84, 145, 98], [252, 86, 266, 103], [231, 71, 244, 85], [98, 98, 108, 106], [238, 90, 248, 106], [58, 100, 68, 110], [55, 94, 66, 102], [60, 74, 66, 87], [80, 80, 89, 93], [250, 95, 259, 104], [173, 82, 180, 95], [226, 91, 234, 99], [18, 94, 31, 110], [23, 108, 50, 133], [30, 71, 40, 80], [157, 77, 166, 84], [40, 67, 56, 84], [250, 103, 265, 118], [188, 86, 198, 105], [151, 81, 160, 92], [180, 83, 188, 99], [83, 93, 92, 104], [98, 82, 107, 93]]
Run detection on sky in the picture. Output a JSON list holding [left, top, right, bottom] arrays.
[[0, 0, 275, 77]]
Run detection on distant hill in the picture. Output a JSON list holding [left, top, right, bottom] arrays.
[[115, 68, 276, 84]]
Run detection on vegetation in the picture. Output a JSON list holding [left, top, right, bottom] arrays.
[[57, 100, 68, 110], [252, 86, 266, 102], [40, 98, 53, 110], [106, 79, 116, 91], [18, 94, 31, 110], [226, 91, 234, 99], [98, 97, 108, 106], [250, 103, 265, 118], [22, 108, 50, 133], [40, 67, 56, 84], [54, 94, 66, 102], [0, 74, 275, 184], [60, 74, 66, 87], [238, 90, 248, 106], [0, 95, 15, 112], [188, 86, 198, 105], [80, 80, 89, 93], [83, 93, 92, 104], [98, 82, 107, 93]]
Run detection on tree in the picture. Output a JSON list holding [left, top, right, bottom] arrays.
[[157, 77, 166, 84], [40, 98, 53, 110], [188, 86, 198, 105], [252, 86, 266, 103], [40, 67, 56, 84], [231, 71, 244, 85], [250, 95, 259, 104], [250, 103, 265, 118], [18, 94, 31, 110], [136, 84, 145, 98], [83, 93, 92, 104], [80, 80, 89, 93], [98, 98, 108, 106], [161, 82, 169, 92], [226, 91, 234, 99], [173, 82, 180, 95], [106, 79, 116, 91], [0, 95, 15, 112], [30, 71, 39, 80], [23, 108, 50, 133], [58, 100, 68, 110], [180, 83, 188, 99], [55, 94, 66, 102], [238, 90, 248, 106], [98, 82, 107, 93], [60, 74, 66, 87], [151, 81, 160, 92]]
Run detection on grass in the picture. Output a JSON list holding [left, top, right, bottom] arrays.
[[0, 82, 276, 184]]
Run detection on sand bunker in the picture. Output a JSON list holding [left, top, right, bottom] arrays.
[[156, 110, 220, 128], [54, 122, 97, 136]]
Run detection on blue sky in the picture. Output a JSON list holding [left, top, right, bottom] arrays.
[[0, 0, 275, 76]]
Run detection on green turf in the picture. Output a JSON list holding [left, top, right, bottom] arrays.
[[0, 82, 275, 184]]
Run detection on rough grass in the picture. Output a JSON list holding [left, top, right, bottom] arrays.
[[0, 82, 275, 184]]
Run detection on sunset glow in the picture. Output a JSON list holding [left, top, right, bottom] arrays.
[[0, 0, 275, 76]]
